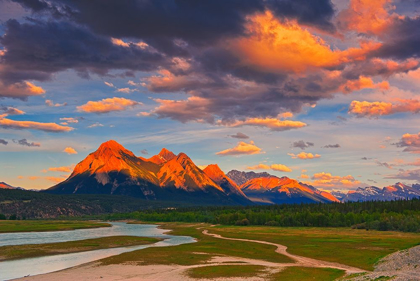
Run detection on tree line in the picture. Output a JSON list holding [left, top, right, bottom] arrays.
[[99, 199, 420, 232]]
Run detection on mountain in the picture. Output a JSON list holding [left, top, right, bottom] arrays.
[[340, 183, 420, 202], [47, 140, 251, 205], [0, 182, 20, 190], [226, 170, 273, 186], [239, 176, 339, 204], [203, 164, 250, 204]]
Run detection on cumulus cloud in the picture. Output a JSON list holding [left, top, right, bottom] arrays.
[[394, 132, 420, 153], [288, 152, 321, 160], [0, 139, 8, 145], [63, 147, 77, 155], [0, 116, 73, 132], [47, 165, 74, 173], [247, 163, 292, 172], [140, 149, 148, 155], [306, 172, 361, 189], [60, 117, 78, 124], [13, 139, 41, 147], [0, 81, 45, 99], [87, 122, 104, 128], [216, 141, 262, 156], [229, 132, 250, 139], [349, 99, 420, 118], [77, 97, 142, 114], [292, 140, 314, 150]]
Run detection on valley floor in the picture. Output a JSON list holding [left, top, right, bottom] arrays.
[[14, 223, 420, 281]]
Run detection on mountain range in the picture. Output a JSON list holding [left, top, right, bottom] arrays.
[[5, 140, 419, 205], [46, 140, 338, 205]]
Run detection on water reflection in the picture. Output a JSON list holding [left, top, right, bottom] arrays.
[[0, 222, 195, 280]]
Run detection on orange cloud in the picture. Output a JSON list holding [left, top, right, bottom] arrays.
[[0, 81, 46, 99], [307, 172, 361, 189], [349, 99, 420, 117], [288, 152, 321, 160], [229, 11, 381, 74], [47, 165, 74, 173], [77, 97, 142, 114], [0, 117, 73, 132], [45, 176, 67, 183], [63, 147, 78, 155], [229, 116, 307, 131], [340, 76, 390, 93], [216, 141, 262, 156], [247, 163, 292, 172], [337, 0, 394, 35]]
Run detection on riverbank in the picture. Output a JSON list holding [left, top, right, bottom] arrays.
[[0, 220, 110, 233]]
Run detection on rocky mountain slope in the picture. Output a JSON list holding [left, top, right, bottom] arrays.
[[47, 140, 251, 205]]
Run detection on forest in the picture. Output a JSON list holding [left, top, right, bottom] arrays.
[[99, 199, 420, 232]]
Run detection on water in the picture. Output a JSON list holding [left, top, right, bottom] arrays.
[[0, 222, 195, 280]]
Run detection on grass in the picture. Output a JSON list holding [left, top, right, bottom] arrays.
[[0, 236, 161, 261], [208, 225, 420, 271], [270, 267, 345, 281], [187, 265, 266, 279], [0, 220, 110, 233], [101, 223, 294, 266]]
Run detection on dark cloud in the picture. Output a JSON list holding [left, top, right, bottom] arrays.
[[292, 140, 314, 150], [323, 144, 340, 148], [229, 132, 249, 139], [0, 19, 167, 84], [361, 157, 371, 160], [0, 139, 8, 145], [13, 138, 41, 147], [140, 149, 149, 155]]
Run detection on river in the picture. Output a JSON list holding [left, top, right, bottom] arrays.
[[0, 222, 195, 280]]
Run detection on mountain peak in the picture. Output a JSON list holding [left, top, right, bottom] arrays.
[[158, 148, 176, 160], [203, 164, 223, 178]]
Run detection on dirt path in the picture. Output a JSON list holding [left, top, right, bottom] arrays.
[[202, 229, 366, 274]]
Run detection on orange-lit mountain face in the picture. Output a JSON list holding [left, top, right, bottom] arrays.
[[0, 182, 18, 190], [203, 164, 247, 199], [48, 140, 251, 205], [238, 175, 339, 204]]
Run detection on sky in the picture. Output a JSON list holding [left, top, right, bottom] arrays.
[[0, 0, 420, 191]]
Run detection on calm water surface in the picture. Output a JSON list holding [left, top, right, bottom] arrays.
[[0, 222, 195, 280]]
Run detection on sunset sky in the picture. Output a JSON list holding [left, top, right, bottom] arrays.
[[1, 0, 420, 190]]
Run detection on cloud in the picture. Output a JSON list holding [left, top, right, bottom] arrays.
[[0, 116, 73, 132], [0, 81, 45, 99], [349, 99, 420, 118], [47, 165, 74, 173], [77, 97, 142, 114], [140, 149, 148, 155], [376, 161, 393, 169], [386, 169, 420, 181], [0, 106, 25, 115], [339, 76, 389, 93], [63, 147, 77, 155], [247, 163, 292, 172], [60, 117, 78, 124], [13, 139, 41, 147], [116, 88, 137, 94], [87, 122, 104, 128], [0, 139, 8, 145], [306, 172, 361, 189], [229, 132, 250, 139], [104, 81, 115, 88], [46, 100, 68, 107], [292, 140, 314, 150], [394, 132, 420, 153], [45, 176, 67, 183], [228, 117, 307, 131], [216, 141, 262, 156], [323, 144, 340, 148], [288, 152, 321, 160]]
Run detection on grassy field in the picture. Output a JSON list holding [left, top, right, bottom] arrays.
[[101, 223, 294, 266], [0, 220, 110, 233], [270, 267, 345, 281], [208, 225, 420, 271], [0, 236, 161, 261], [187, 265, 266, 279], [102, 223, 420, 273]]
